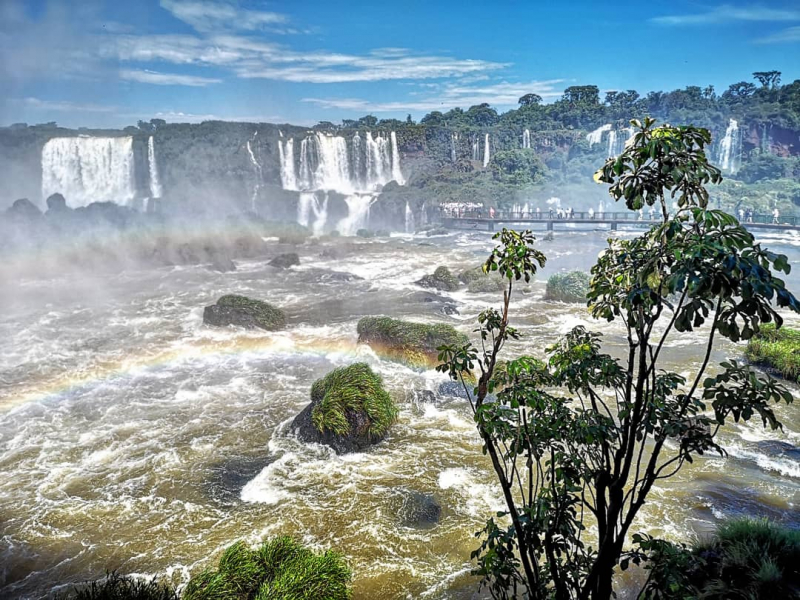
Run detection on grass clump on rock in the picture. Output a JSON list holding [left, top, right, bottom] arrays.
[[203, 294, 286, 331], [55, 572, 177, 600], [643, 518, 800, 599], [311, 363, 397, 438], [416, 266, 460, 292], [183, 536, 352, 600], [357, 316, 468, 368], [544, 270, 591, 303], [745, 323, 800, 382]]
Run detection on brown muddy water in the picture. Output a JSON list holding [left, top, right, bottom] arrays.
[[0, 227, 798, 599]]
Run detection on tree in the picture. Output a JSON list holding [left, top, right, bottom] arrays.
[[438, 118, 798, 599], [519, 93, 543, 107], [358, 115, 378, 128], [150, 118, 167, 129], [753, 70, 781, 89], [137, 120, 155, 133], [563, 85, 600, 105], [489, 149, 547, 185], [725, 81, 757, 98]]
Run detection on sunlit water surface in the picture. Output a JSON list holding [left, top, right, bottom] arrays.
[[0, 227, 798, 599]]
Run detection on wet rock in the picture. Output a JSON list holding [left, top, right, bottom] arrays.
[[407, 389, 437, 403], [208, 257, 236, 272], [395, 490, 441, 528], [269, 252, 300, 269], [45, 193, 69, 213], [416, 266, 460, 292], [357, 316, 468, 368], [755, 440, 800, 460], [203, 294, 286, 330], [6, 198, 41, 221], [292, 363, 397, 454]]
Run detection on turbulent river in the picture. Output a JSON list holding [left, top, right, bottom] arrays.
[[0, 228, 798, 599]]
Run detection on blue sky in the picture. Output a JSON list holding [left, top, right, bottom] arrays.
[[1, 0, 799, 128]]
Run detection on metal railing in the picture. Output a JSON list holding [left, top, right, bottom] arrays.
[[439, 210, 799, 227]]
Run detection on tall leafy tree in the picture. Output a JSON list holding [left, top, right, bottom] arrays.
[[438, 118, 798, 599]]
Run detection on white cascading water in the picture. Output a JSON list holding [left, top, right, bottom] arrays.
[[279, 130, 406, 235], [278, 138, 297, 191], [298, 192, 329, 236], [522, 129, 531, 149], [716, 119, 742, 173], [451, 133, 459, 162], [587, 124, 612, 147], [472, 136, 480, 161], [147, 136, 162, 198], [41, 137, 137, 207], [246, 133, 263, 211], [483, 134, 491, 167], [404, 201, 415, 233], [338, 195, 375, 236], [390, 131, 404, 185]]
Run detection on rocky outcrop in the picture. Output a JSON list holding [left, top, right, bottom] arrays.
[[203, 294, 286, 330], [292, 363, 398, 453], [416, 266, 460, 292], [357, 316, 468, 368], [269, 252, 300, 269], [545, 271, 591, 303], [394, 490, 441, 528]]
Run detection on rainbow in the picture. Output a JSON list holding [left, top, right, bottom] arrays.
[[0, 331, 373, 413]]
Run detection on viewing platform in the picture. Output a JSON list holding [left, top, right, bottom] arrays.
[[440, 211, 800, 233]]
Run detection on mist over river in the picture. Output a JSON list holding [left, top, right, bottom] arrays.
[[0, 228, 798, 600]]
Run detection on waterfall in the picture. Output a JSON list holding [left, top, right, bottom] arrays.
[[278, 139, 297, 191], [483, 134, 491, 167], [41, 136, 136, 208], [451, 133, 459, 162], [404, 201, 415, 233], [284, 130, 405, 234], [352, 132, 363, 190], [472, 136, 480, 161], [390, 131, 404, 185], [298, 192, 328, 235], [587, 124, 612, 147], [337, 195, 375, 235], [147, 136, 162, 198], [716, 119, 742, 173], [246, 134, 263, 211], [522, 129, 531, 149]]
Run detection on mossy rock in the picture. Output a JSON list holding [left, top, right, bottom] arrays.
[[292, 363, 398, 453], [183, 536, 352, 600], [269, 252, 300, 269], [357, 316, 468, 368], [545, 271, 591, 303], [416, 266, 460, 292], [203, 295, 286, 331], [746, 323, 800, 382], [459, 265, 504, 293], [356, 228, 374, 238]]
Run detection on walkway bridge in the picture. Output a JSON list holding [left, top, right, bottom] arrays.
[[440, 211, 800, 233]]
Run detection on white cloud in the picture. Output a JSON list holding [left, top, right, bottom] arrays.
[[105, 34, 508, 84], [302, 79, 565, 112], [755, 25, 800, 43], [12, 97, 117, 112], [651, 4, 800, 26], [120, 68, 222, 86], [160, 0, 289, 32]]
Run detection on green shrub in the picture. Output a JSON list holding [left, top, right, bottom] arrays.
[[357, 316, 468, 368], [216, 295, 286, 330], [355, 229, 374, 238], [310, 363, 398, 438], [544, 271, 591, 303], [55, 572, 177, 600], [640, 519, 800, 599], [184, 536, 352, 600], [745, 323, 800, 382]]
